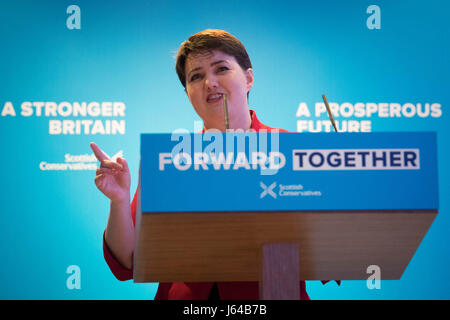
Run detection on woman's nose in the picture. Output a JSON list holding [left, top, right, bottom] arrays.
[[204, 73, 218, 90]]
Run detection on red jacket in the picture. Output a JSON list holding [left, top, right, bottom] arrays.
[[103, 110, 333, 299]]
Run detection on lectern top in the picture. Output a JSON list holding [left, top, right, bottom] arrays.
[[140, 132, 438, 213]]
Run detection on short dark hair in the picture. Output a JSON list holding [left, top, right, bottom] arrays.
[[175, 29, 252, 88]]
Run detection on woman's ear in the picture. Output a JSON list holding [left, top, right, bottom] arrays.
[[245, 68, 254, 91]]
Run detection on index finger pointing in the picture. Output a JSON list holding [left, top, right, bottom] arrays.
[[90, 142, 110, 162]]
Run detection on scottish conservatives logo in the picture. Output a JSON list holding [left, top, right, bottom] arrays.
[[260, 182, 277, 199], [39, 150, 123, 171], [260, 182, 322, 199]]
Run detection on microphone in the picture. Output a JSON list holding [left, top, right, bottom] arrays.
[[322, 94, 338, 132], [223, 94, 229, 130]]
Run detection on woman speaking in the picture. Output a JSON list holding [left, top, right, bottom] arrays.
[[89, 29, 313, 300]]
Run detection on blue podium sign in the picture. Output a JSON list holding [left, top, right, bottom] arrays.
[[140, 132, 438, 213]]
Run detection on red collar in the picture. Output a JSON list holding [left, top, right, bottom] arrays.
[[249, 109, 272, 131]]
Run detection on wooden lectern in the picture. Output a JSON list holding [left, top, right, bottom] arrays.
[[133, 132, 438, 299]]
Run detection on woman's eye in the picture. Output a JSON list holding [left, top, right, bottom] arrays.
[[217, 66, 229, 72], [190, 73, 202, 81]]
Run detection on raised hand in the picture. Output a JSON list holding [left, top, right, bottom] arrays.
[[90, 142, 131, 203]]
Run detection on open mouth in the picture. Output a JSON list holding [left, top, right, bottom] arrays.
[[206, 93, 224, 103]]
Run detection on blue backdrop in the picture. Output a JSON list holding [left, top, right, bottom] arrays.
[[0, 0, 448, 299]]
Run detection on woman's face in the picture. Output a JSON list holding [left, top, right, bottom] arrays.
[[185, 50, 254, 130]]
